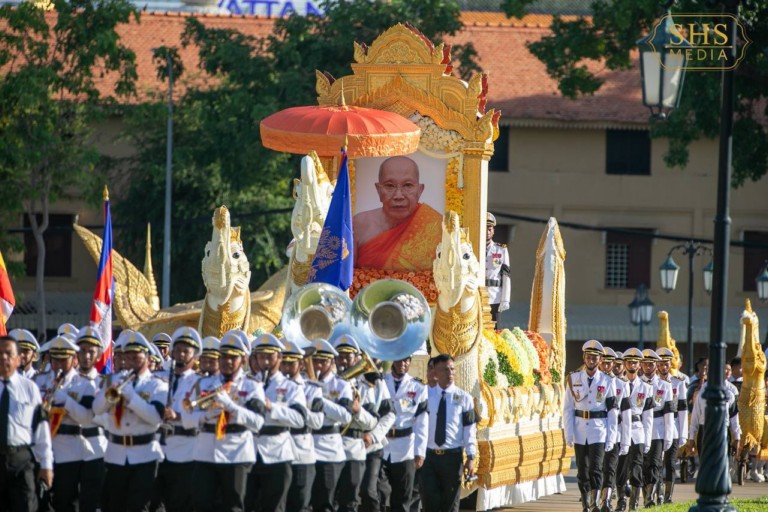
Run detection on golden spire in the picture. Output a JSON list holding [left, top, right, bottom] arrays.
[[103, 185, 109, 202], [746, 298, 753, 313], [144, 223, 160, 311]]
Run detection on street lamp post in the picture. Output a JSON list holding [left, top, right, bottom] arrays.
[[659, 242, 713, 376], [756, 261, 768, 302], [628, 283, 654, 349]]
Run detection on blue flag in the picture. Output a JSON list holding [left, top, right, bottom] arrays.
[[308, 149, 354, 290]]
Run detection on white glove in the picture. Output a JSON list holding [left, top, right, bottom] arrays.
[[53, 388, 69, 405], [119, 382, 136, 402], [664, 441, 672, 452], [605, 442, 614, 452], [620, 444, 629, 456], [644, 445, 650, 455], [499, 301, 510, 313], [216, 391, 237, 412], [566, 439, 574, 448]]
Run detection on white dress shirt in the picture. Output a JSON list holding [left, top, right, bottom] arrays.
[[254, 371, 306, 464], [383, 373, 428, 463], [426, 384, 477, 458], [0, 373, 53, 470], [313, 371, 353, 463], [161, 368, 199, 463]]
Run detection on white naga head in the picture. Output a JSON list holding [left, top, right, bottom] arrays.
[[291, 151, 334, 253], [432, 211, 481, 310], [201, 206, 252, 302]]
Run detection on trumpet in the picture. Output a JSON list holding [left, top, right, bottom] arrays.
[[105, 371, 137, 404], [182, 384, 228, 413], [42, 370, 64, 413]]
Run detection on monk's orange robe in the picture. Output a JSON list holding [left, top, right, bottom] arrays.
[[357, 203, 442, 271]]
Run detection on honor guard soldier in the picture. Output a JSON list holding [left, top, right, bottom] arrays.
[[180, 330, 266, 512], [613, 352, 625, 379], [151, 333, 173, 372], [332, 335, 386, 512], [0, 335, 54, 512], [598, 347, 626, 512], [153, 327, 202, 512], [615, 348, 653, 512], [9, 329, 39, 379], [281, 339, 325, 512], [199, 337, 221, 377], [420, 354, 476, 512], [656, 347, 687, 504], [58, 323, 80, 339], [382, 356, 428, 512], [485, 213, 510, 322], [43, 333, 105, 512], [93, 331, 168, 512], [245, 334, 307, 512], [309, 339, 355, 512], [639, 349, 674, 507], [148, 343, 164, 373], [564, 340, 619, 512]]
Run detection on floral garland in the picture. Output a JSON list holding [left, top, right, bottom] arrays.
[[525, 330, 553, 385], [513, 327, 540, 372], [500, 329, 534, 386], [483, 329, 523, 386], [352, 268, 437, 302], [445, 155, 463, 217]]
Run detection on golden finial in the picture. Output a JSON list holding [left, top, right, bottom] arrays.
[[746, 298, 753, 313], [103, 185, 109, 202], [144, 223, 160, 311], [340, 82, 347, 107]]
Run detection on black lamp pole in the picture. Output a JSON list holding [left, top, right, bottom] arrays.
[[691, 2, 739, 511]]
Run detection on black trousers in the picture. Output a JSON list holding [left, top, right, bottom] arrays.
[[102, 461, 159, 512], [53, 458, 105, 512], [360, 450, 383, 512], [193, 462, 251, 512], [643, 439, 664, 488], [410, 467, 422, 512], [617, 443, 645, 488], [574, 442, 605, 494], [662, 440, 679, 483], [286, 464, 315, 512], [490, 303, 500, 323], [382, 458, 416, 512], [244, 456, 292, 512], [153, 460, 195, 512], [602, 444, 620, 491], [337, 459, 365, 512], [419, 450, 463, 512], [0, 448, 37, 512], [311, 461, 344, 512]]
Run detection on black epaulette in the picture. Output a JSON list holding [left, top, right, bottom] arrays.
[[152, 373, 168, 383], [412, 377, 425, 385], [305, 381, 321, 388], [246, 374, 261, 382]]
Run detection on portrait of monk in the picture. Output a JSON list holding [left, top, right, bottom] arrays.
[[353, 155, 442, 271]]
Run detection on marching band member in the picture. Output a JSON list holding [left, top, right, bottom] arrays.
[[9, 329, 39, 379], [245, 334, 307, 512], [564, 340, 618, 512], [282, 339, 325, 512], [111, 330, 135, 374], [0, 335, 54, 512], [148, 343, 164, 373], [332, 335, 381, 512], [310, 339, 354, 512], [180, 330, 265, 512], [639, 349, 674, 507], [151, 333, 173, 372], [656, 347, 687, 503], [598, 346, 626, 512], [381, 355, 428, 512], [93, 332, 168, 512], [199, 336, 221, 377], [154, 327, 201, 512]]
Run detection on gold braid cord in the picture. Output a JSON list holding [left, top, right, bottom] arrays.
[[291, 253, 315, 287], [432, 298, 480, 357], [201, 293, 250, 338]]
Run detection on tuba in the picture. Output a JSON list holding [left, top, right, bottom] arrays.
[[349, 279, 431, 362], [281, 283, 352, 349]]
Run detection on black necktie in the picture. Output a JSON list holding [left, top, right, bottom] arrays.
[[630, 382, 634, 394], [588, 377, 593, 388], [394, 379, 401, 393], [435, 391, 447, 447], [172, 376, 179, 395], [0, 380, 10, 448]]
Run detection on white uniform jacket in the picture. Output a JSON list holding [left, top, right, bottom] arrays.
[[426, 384, 477, 458], [161, 369, 199, 463], [313, 372, 353, 463], [38, 368, 106, 463], [666, 375, 688, 444], [181, 369, 265, 464], [360, 373, 395, 454], [341, 375, 381, 462], [290, 375, 324, 465], [564, 369, 618, 448], [2, 373, 53, 470], [255, 371, 306, 464], [485, 241, 510, 305], [688, 381, 741, 443], [620, 376, 654, 452], [382, 373, 428, 463], [93, 369, 168, 465], [612, 375, 629, 455], [643, 374, 675, 450]]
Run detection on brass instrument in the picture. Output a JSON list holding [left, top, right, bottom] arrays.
[[338, 352, 380, 436], [281, 283, 352, 348], [105, 371, 137, 404], [42, 370, 64, 413], [182, 384, 228, 413]]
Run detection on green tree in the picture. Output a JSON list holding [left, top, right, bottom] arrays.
[[502, 0, 768, 186], [0, 0, 138, 337]]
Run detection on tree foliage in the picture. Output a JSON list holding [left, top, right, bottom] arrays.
[[117, 0, 481, 303], [502, 0, 768, 186], [0, 0, 138, 335]]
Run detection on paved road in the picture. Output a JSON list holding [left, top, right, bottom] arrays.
[[465, 469, 768, 511]]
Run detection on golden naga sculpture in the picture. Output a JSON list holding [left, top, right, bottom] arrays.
[[656, 311, 683, 377], [737, 299, 766, 452], [287, 152, 334, 294]]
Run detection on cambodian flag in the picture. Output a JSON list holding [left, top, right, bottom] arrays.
[[91, 187, 114, 373], [0, 251, 16, 336], [308, 149, 354, 291]]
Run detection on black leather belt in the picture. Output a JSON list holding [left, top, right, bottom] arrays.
[[486, 279, 500, 287], [57, 425, 104, 437], [170, 426, 197, 437], [316, 425, 340, 435], [427, 447, 462, 456], [260, 426, 288, 436], [108, 433, 155, 446], [575, 410, 608, 419], [343, 429, 364, 439], [631, 415, 641, 422], [290, 427, 311, 435], [0, 445, 31, 456], [201, 424, 248, 434], [653, 410, 666, 418], [387, 427, 413, 439]]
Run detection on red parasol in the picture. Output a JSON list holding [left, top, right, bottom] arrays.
[[260, 104, 421, 158]]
